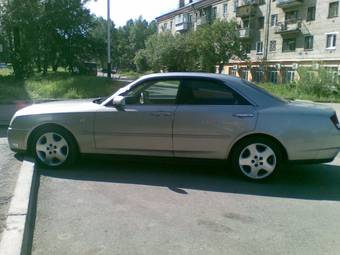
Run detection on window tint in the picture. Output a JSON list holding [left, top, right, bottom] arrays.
[[178, 79, 250, 105], [125, 79, 180, 105]]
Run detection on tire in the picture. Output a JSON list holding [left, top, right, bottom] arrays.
[[30, 126, 78, 168], [230, 137, 282, 181]]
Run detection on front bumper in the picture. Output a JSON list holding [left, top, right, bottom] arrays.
[[7, 127, 30, 152]]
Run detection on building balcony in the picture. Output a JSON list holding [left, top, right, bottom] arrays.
[[236, 4, 257, 17], [196, 16, 208, 26], [275, 20, 302, 35], [277, 0, 303, 9], [175, 22, 190, 32], [238, 28, 251, 39]]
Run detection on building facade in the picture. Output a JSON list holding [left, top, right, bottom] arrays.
[[156, 0, 340, 83]]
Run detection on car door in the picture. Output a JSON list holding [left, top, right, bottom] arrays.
[[94, 78, 181, 156], [173, 78, 257, 159]]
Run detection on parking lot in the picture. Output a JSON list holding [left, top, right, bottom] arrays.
[[31, 155, 340, 255]]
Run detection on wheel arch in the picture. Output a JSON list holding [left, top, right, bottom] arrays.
[[228, 133, 289, 162], [27, 123, 80, 155]]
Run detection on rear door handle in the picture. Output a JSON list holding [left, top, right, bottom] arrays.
[[233, 113, 255, 118]]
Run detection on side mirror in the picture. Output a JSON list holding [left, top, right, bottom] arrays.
[[113, 96, 126, 108]]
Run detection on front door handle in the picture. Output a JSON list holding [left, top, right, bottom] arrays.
[[150, 112, 173, 117], [233, 113, 255, 118]]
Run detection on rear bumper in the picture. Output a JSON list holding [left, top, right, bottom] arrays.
[[7, 127, 29, 152]]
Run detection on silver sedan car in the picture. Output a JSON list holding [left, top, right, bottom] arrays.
[[8, 73, 340, 180]]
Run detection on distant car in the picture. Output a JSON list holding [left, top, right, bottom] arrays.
[[0, 63, 7, 69], [8, 73, 340, 180]]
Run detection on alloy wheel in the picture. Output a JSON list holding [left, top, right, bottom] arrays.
[[238, 143, 277, 180], [36, 132, 69, 167]]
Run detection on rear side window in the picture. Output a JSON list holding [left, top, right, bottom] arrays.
[[178, 78, 250, 105]]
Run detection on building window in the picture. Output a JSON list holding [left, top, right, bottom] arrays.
[[258, 17, 265, 29], [233, 0, 238, 12], [285, 10, 298, 22], [271, 14, 278, 26], [212, 6, 217, 20], [283, 69, 295, 83], [326, 33, 337, 49], [170, 21, 173, 30], [304, 36, 314, 50], [256, 41, 263, 54], [329, 1, 339, 18], [240, 69, 249, 80], [230, 69, 238, 76], [269, 70, 278, 83], [223, 3, 228, 17], [307, 6, 316, 21], [269, 40, 277, 52], [325, 67, 339, 83], [282, 38, 296, 52], [253, 69, 264, 83]]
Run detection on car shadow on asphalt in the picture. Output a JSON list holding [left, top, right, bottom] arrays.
[[37, 155, 340, 202]]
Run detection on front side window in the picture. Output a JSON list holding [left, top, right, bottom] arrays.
[[282, 38, 296, 52], [326, 33, 337, 49], [125, 79, 180, 105], [329, 1, 339, 18], [178, 79, 250, 105]]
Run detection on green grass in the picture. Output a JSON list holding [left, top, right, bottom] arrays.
[[1, 70, 340, 104], [117, 70, 151, 80], [0, 72, 128, 104], [257, 83, 340, 103]]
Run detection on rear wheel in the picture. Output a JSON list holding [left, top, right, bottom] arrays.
[[31, 126, 78, 168], [231, 137, 282, 181]]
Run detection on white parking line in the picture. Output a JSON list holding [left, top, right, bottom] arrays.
[[0, 159, 36, 255]]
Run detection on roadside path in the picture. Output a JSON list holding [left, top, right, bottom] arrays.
[[0, 127, 22, 241]]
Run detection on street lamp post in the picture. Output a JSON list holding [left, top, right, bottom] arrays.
[[107, 0, 111, 78]]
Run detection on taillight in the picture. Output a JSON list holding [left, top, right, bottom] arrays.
[[330, 114, 340, 130]]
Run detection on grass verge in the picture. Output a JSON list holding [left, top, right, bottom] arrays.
[[257, 83, 340, 103], [0, 72, 128, 104]]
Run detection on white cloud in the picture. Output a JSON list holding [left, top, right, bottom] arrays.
[[86, 0, 178, 27]]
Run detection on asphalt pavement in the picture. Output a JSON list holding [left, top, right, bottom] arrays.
[[0, 126, 22, 240], [31, 156, 340, 255]]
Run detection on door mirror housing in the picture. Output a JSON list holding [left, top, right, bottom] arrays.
[[113, 96, 126, 107]]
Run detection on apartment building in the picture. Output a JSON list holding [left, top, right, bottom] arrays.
[[156, 0, 340, 83]]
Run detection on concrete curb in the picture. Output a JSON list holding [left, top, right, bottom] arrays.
[[0, 158, 37, 255]]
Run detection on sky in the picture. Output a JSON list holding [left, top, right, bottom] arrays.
[[86, 0, 179, 27]]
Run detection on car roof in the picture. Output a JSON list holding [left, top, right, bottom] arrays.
[[140, 72, 232, 82]]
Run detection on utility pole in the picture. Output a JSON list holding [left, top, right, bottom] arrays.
[[107, 0, 111, 78]]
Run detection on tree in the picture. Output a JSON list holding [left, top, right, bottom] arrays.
[[142, 32, 197, 72], [195, 20, 248, 73]]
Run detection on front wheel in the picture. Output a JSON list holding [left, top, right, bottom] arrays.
[[231, 137, 282, 181], [31, 126, 78, 168]]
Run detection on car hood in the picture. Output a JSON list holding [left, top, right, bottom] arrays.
[[14, 99, 102, 117]]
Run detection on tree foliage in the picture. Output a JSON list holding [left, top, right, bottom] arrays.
[[140, 20, 247, 73], [0, 0, 246, 78]]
